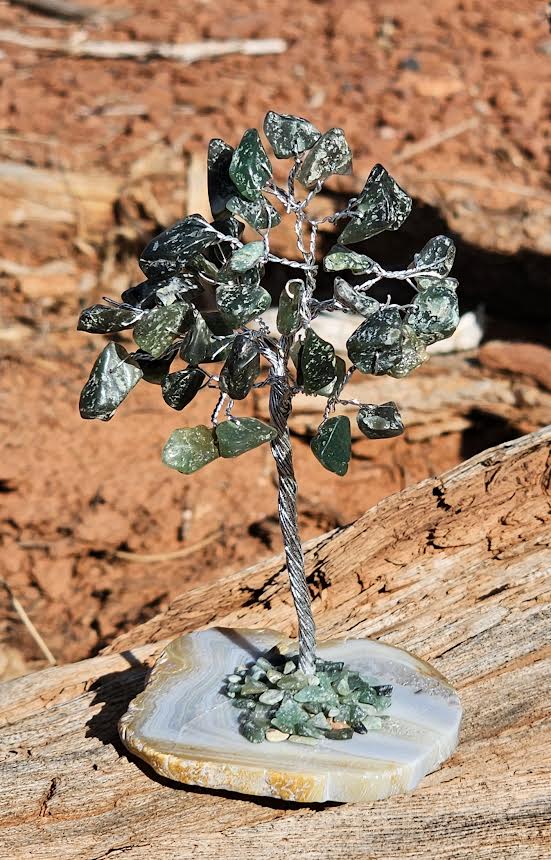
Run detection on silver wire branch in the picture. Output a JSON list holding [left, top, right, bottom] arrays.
[[210, 392, 226, 425]]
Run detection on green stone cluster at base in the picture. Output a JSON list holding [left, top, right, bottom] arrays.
[[223, 650, 392, 745]]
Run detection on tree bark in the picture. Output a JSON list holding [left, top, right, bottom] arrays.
[[0, 426, 549, 859]]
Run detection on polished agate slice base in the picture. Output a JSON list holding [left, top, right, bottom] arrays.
[[119, 627, 462, 803]]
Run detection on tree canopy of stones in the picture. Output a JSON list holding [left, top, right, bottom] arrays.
[[78, 110, 460, 478]]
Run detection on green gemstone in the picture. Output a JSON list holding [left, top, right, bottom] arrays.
[[263, 110, 320, 159], [277, 278, 304, 335], [227, 194, 281, 230], [207, 138, 236, 219], [339, 164, 411, 245], [240, 720, 266, 743], [296, 128, 352, 189], [271, 698, 309, 734], [180, 314, 233, 364], [215, 278, 271, 327], [294, 675, 339, 705], [139, 215, 223, 278], [161, 367, 205, 410], [121, 275, 198, 310], [300, 328, 336, 394], [135, 351, 174, 385], [161, 425, 219, 474], [276, 672, 309, 692], [215, 417, 277, 457], [310, 416, 352, 477], [407, 282, 459, 344], [387, 324, 428, 378], [346, 307, 403, 375], [79, 342, 142, 421], [356, 402, 404, 439], [227, 241, 265, 273], [413, 235, 456, 278], [415, 275, 458, 293], [323, 245, 377, 275], [333, 278, 380, 317], [133, 302, 190, 358], [77, 304, 142, 334], [229, 129, 272, 201], [219, 335, 260, 399], [316, 355, 346, 398], [186, 253, 220, 280]]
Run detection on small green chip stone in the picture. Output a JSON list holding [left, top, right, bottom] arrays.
[[413, 235, 456, 278], [219, 335, 260, 400], [207, 138, 236, 219], [215, 417, 277, 458], [161, 367, 205, 410], [277, 278, 304, 336], [296, 128, 353, 189], [162, 425, 219, 474], [323, 245, 377, 275], [216, 280, 271, 328], [311, 416, 352, 477], [346, 307, 404, 375], [229, 129, 272, 201], [79, 342, 143, 421], [334, 277, 380, 317], [339, 164, 411, 245], [134, 302, 190, 358], [406, 282, 460, 344], [77, 304, 142, 334], [227, 195, 281, 230], [227, 241, 265, 273], [300, 328, 336, 394], [263, 110, 320, 158], [356, 402, 404, 440]]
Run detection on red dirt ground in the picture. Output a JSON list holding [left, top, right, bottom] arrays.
[[0, 0, 550, 676]]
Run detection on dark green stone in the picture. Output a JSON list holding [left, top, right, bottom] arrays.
[[227, 195, 281, 230], [77, 304, 142, 334], [277, 278, 304, 335], [356, 402, 404, 439], [227, 241, 265, 273], [333, 278, 380, 316], [134, 350, 175, 385], [207, 138, 236, 219], [415, 275, 458, 292], [240, 721, 266, 743], [121, 275, 198, 310], [339, 164, 411, 245], [300, 328, 336, 394], [316, 355, 346, 398], [387, 324, 427, 378], [186, 253, 220, 281], [263, 110, 320, 158], [310, 416, 352, 476], [79, 342, 142, 421], [271, 698, 309, 734], [215, 279, 271, 327], [413, 235, 456, 277], [139, 215, 223, 278], [133, 302, 190, 358], [296, 128, 352, 189], [323, 245, 377, 275], [215, 417, 277, 457], [219, 335, 260, 400], [161, 368, 205, 410], [407, 282, 459, 344], [294, 674, 339, 706], [229, 129, 272, 201], [346, 307, 403, 375], [161, 425, 219, 474], [180, 314, 233, 364]]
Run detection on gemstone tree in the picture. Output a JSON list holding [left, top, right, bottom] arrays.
[[78, 111, 460, 745]]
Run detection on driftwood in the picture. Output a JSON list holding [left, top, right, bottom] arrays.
[[0, 426, 549, 859]]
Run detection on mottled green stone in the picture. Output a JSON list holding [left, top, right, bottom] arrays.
[[339, 164, 411, 245], [229, 129, 272, 201], [215, 279, 271, 327], [180, 314, 233, 364], [356, 402, 404, 439], [346, 307, 403, 375], [139, 215, 223, 277], [323, 245, 377, 275], [134, 351, 174, 385], [271, 698, 309, 734], [207, 138, 236, 219], [387, 324, 428, 378], [227, 241, 265, 273], [161, 425, 219, 474], [407, 282, 459, 344], [276, 672, 309, 692], [294, 674, 339, 706], [415, 275, 458, 293], [240, 720, 266, 743], [263, 110, 320, 158], [186, 253, 220, 280], [311, 416, 352, 477], [215, 417, 277, 457], [219, 335, 260, 400], [296, 127, 352, 189], [227, 194, 281, 230], [161, 367, 205, 410], [79, 342, 142, 421], [121, 275, 198, 310], [413, 235, 456, 277], [333, 277, 381, 317], [316, 355, 346, 398], [277, 278, 304, 335], [300, 328, 336, 394], [77, 304, 142, 334], [133, 302, 190, 358]]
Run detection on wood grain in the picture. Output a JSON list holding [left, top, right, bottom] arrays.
[[0, 426, 549, 859]]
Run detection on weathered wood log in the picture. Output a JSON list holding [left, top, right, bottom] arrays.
[[0, 427, 549, 859]]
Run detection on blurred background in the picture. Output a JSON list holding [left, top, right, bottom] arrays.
[[0, 0, 550, 679]]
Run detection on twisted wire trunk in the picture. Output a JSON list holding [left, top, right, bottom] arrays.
[[269, 374, 317, 675]]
